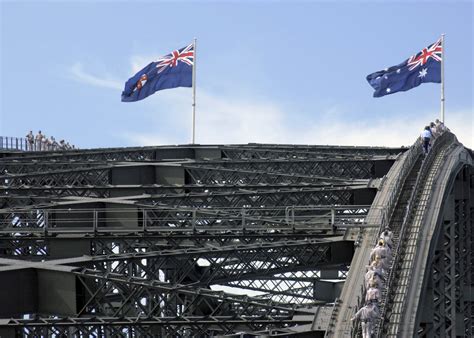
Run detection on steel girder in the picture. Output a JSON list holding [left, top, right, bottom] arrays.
[[0, 160, 384, 188], [79, 239, 352, 289], [0, 231, 346, 258], [1, 166, 111, 188], [185, 159, 385, 180], [183, 166, 363, 185], [220, 145, 405, 158], [220, 146, 402, 160], [77, 267, 302, 319], [0, 144, 404, 163], [1, 204, 368, 230], [1, 239, 352, 293], [0, 147, 158, 162], [418, 166, 473, 337], [2, 316, 313, 337], [132, 187, 371, 209], [1, 161, 111, 175], [0, 143, 403, 337], [0, 186, 371, 211], [1, 182, 368, 209], [0, 185, 370, 210], [224, 269, 349, 304], [0, 259, 314, 336], [1, 181, 362, 198], [0, 154, 396, 176]]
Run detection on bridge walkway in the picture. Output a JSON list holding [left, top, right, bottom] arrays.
[[377, 132, 454, 337], [327, 140, 422, 337], [374, 157, 422, 330], [356, 156, 422, 337]]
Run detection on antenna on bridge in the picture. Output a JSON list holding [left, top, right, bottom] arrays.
[[440, 34, 445, 124]]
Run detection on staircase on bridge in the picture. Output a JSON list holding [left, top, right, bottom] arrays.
[[349, 132, 473, 338]]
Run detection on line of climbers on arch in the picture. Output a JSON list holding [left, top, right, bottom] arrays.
[[350, 122, 449, 338]]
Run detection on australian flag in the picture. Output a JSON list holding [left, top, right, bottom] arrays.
[[366, 38, 442, 97], [122, 43, 194, 102]]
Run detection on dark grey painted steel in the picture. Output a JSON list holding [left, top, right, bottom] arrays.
[[4, 140, 469, 337], [0, 143, 391, 336]]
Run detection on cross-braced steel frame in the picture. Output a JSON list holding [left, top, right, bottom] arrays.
[[415, 165, 473, 337], [0, 143, 402, 337]]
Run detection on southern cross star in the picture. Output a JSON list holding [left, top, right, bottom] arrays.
[[418, 68, 428, 78]]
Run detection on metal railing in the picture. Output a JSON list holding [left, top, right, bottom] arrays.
[[379, 137, 423, 230], [374, 131, 454, 337], [350, 135, 423, 337], [0, 205, 371, 235], [0, 136, 27, 151], [0, 136, 76, 152]]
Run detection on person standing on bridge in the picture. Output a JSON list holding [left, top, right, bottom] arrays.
[[35, 130, 43, 151], [365, 261, 384, 288], [26, 131, 34, 151], [430, 122, 438, 138], [421, 126, 432, 155], [435, 119, 447, 134], [370, 240, 388, 268], [365, 281, 381, 305], [380, 228, 393, 249], [378, 236, 392, 265], [373, 254, 387, 273], [351, 302, 379, 338]]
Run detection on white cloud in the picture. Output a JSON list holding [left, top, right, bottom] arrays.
[[68, 58, 473, 149], [125, 89, 473, 149], [69, 62, 123, 90], [442, 110, 474, 149]]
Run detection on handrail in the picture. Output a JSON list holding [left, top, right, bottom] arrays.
[[374, 132, 453, 337], [0, 136, 76, 152], [350, 135, 423, 336], [380, 137, 423, 230], [0, 136, 27, 151], [0, 205, 371, 234]]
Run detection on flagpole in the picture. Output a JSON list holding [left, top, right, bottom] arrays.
[[192, 38, 197, 144], [440, 34, 445, 123]]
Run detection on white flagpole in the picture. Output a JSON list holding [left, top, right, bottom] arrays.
[[192, 38, 197, 144], [440, 34, 445, 123]]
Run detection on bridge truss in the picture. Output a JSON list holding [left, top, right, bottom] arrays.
[[0, 143, 401, 337], [326, 132, 473, 338]]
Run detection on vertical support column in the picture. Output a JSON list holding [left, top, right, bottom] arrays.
[[470, 169, 474, 337], [445, 187, 457, 336], [433, 188, 456, 336], [433, 221, 447, 336], [431, 166, 473, 337], [458, 166, 473, 336]]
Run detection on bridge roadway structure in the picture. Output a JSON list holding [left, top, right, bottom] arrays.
[[0, 134, 471, 337]]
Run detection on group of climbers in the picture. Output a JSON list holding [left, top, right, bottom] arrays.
[[25, 130, 76, 151], [421, 119, 447, 155], [351, 227, 393, 338]]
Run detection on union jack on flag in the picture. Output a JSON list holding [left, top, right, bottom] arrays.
[[366, 37, 443, 98], [156, 43, 194, 74], [122, 43, 194, 102], [407, 38, 442, 71]]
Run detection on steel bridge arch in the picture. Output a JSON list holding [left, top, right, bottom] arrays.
[[330, 132, 473, 338], [0, 135, 472, 337], [398, 145, 473, 337]]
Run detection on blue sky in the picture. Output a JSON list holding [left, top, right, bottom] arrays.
[[1, 0, 472, 149]]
